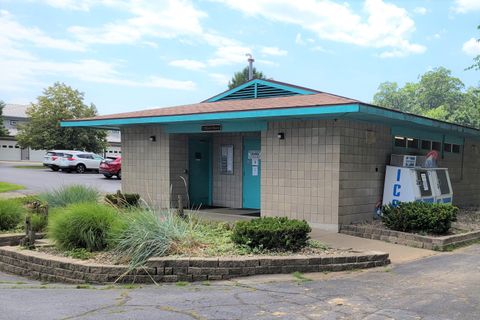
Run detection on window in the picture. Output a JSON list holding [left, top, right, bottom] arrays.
[[421, 140, 431, 150], [394, 136, 406, 147], [452, 144, 461, 153], [9, 120, 17, 127], [8, 145, 13, 148], [444, 143, 452, 153], [407, 138, 419, 149], [432, 141, 441, 151], [14, 145, 19, 149], [220, 145, 234, 175]]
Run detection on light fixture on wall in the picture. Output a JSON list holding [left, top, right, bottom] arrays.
[[277, 132, 285, 140], [149, 135, 156, 142]]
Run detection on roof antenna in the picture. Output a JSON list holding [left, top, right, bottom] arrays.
[[245, 53, 254, 80]]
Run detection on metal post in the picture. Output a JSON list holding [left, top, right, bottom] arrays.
[[177, 194, 185, 219]]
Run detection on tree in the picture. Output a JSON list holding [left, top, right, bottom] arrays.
[[228, 67, 267, 89], [16, 83, 107, 153], [466, 25, 480, 71], [0, 100, 9, 136], [372, 67, 480, 128]]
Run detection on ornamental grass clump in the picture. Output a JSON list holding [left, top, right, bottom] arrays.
[[382, 202, 458, 235], [232, 217, 311, 252], [0, 199, 25, 231], [110, 209, 198, 268], [48, 203, 120, 251], [40, 185, 99, 208]]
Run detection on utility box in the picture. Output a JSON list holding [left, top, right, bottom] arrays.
[[382, 166, 453, 206]]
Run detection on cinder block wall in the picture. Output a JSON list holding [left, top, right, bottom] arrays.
[[337, 120, 392, 225], [261, 120, 341, 230], [121, 125, 171, 208], [169, 134, 189, 208]]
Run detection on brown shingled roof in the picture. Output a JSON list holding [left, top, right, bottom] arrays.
[[72, 93, 360, 122]]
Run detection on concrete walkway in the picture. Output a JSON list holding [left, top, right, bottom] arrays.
[[310, 229, 437, 264]]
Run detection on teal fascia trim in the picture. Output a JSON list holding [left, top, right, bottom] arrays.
[[60, 104, 360, 128], [164, 120, 267, 134], [359, 104, 480, 137], [206, 79, 317, 102]]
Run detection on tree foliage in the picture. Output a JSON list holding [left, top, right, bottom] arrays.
[[0, 100, 9, 136], [373, 67, 480, 128], [228, 67, 267, 89], [16, 83, 107, 153]]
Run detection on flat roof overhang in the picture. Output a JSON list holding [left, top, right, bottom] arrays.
[[60, 103, 480, 139]]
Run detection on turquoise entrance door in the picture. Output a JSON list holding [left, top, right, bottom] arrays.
[[188, 137, 211, 207], [242, 137, 261, 209]]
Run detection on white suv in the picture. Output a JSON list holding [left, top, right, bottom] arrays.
[[43, 150, 71, 171], [59, 151, 104, 173]]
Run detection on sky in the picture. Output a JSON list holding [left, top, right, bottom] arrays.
[[0, 0, 479, 115]]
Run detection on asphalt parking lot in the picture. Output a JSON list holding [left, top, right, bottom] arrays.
[[0, 161, 121, 194]]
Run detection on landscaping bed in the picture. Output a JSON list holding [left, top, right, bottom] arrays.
[[0, 185, 390, 283], [341, 206, 480, 251]]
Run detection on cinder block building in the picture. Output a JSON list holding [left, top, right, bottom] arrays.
[[62, 79, 480, 230]]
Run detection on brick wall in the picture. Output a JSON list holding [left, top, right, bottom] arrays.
[[261, 120, 341, 230]]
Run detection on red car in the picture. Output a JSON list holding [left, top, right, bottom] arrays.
[[99, 156, 121, 179]]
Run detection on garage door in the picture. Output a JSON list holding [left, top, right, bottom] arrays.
[[0, 140, 21, 161]]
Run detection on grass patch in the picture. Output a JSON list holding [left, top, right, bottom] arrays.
[[175, 281, 189, 287], [292, 271, 312, 282], [65, 248, 94, 260], [0, 182, 24, 193], [13, 165, 45, 169]]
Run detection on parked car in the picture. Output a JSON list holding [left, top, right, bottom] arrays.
[[99, 156, 122, 179], [43, 150, 70, 171], [59, 151, 104, 173]]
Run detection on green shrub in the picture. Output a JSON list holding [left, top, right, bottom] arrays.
[[110, 209, 196, 267], [232, 217, 311, 252], [48, 203, 120, 251], [40, 185, 99, 208], [105, 191, 140, 208], [0, 199, 25, 231], [382, 202, 458, 235], [65, 248, 93, 260], [30, 213, 48, 232]]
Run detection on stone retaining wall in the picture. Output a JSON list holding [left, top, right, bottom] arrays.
[[0, 233, 45, 246], [340, 225, 480, 251], [0, 246, 390, 284]]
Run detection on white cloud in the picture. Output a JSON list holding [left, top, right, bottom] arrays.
[[261, 46, 287, 56], [169, 59, 206, 71], [295, 33, 305, 45], [67, 1, 207, 45], [413, 7, 427, 15], [453, 0, 480, 13], [216, 0, 426, 58], [311, 45, 332, 53], [0, 10, 84, 51], [209, 73, 230, 86], [462, 38, 480, 56], [207, 44, 253, 66]]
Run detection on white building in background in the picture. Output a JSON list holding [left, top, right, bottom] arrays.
[[0, 104, 121, 161]]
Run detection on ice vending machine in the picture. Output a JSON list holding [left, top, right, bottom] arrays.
[[382, 166, 453, 206]]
